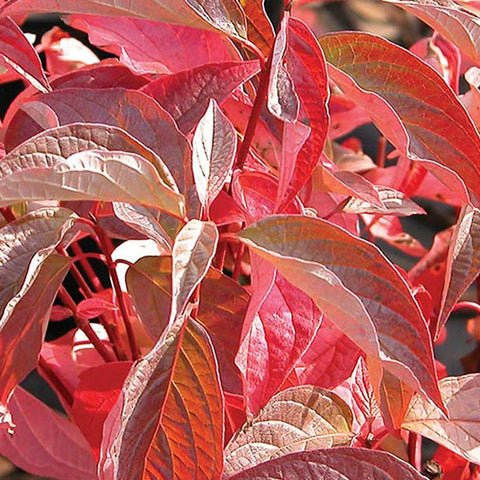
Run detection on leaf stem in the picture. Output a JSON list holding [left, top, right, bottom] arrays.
[[236, 44, 274, 170], [70, 241, 104, 291], [57, 286, 116, 363], [0, 207, 15, 223], [407, 431, 422, 471], [452, 301, 480, 315], [94, 225, 141, 360]]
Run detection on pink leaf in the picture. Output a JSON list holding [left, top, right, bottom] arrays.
[[238, 215, 445, 414], [67, 15, 240, 74], [0, 388, 96, 480], [271, 17, 329, 210], [192, 99, 237, 211], [228, 447, 427, 479], [142, 60, 260, 132], [0, 17, 50, 92], [76, 297, 119, 321], [71, 362, 132, 461]]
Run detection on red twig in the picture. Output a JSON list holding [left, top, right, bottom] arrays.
[[0, 207, 15, 223], [70, 242, 104, 291], [407, 431, 422, 471]]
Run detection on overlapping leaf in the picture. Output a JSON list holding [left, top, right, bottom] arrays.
[[269, 17, 329, 210], [228, 447, 427, 479], [192, 99, 237, 211], [319, 32, 480, 202], [224, 386, 353, 477], [5, 88, 190, 191], [0, 254, 70, 428], [142, 60, 260, 133], [0, 17, 50, 92], [403, 374, 480, 463], [0, 123, 184, 218], [0, 0, 247, 40], [0, 388, 96, 480], [237, 215, 444, 411], [169, 220, 218, 327], [67, 15, 240, 74], [99, 319, 224, 480], [435, 205, 480, 339], [386, 0, 480, 62]]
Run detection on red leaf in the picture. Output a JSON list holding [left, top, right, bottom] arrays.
[[76, 297, 118, 321], [71, 362, 132, 461], [319, 32, 480, 202], [0, 388, 96, 480], [50, 305, 73, 321], [228, 447, 427, 479], [67, 15, 240, 74], [238, 215, 445, 414], [142, 60, 260, 133], [270, 17, 329, 210], [0, 17, 50, 92], [99, 319, 224, 480]]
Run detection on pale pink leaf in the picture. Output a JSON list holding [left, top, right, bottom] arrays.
[[5, 88, 190, 192], [192, 99, 237, 210], [76, 297, 118, 321], [387, 0, 480, 62], [224, 386, 353, 478], [403, 374, 480, 463], [0, 124, 184, 218], [142, 60, 260, 133], [228, 447, 427, 479], [0, 17, 50, 92], [238, 215, 445, 412], [0, 253, 70, 424], [0, 387, 96, 480], [169, 220, 218, 327]]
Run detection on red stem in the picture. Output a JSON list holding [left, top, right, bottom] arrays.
[[57, 286, 116, 363], [0, 206, 15, 223], [70, 242, 104, 291], [232, 244, 245, 281], [95, 226, 140, 360], [236, 45, 274, 170], [407, 431, 422, 471], [376, 136, 387, 168]]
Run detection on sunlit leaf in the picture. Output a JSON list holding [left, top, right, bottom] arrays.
[[319, 32, 480, 202], [224, 386, 353, 477], [99, 319, 224, 480], [192, 99, 237, 211], [0, 387, 96, 480], [143, 60, 260, 133], [169, 220, 218, 327], [228, 447, 427, 479], [403, 374, 480, 464], [238, 215, 444, 412], [0, 124, 184, 218], [0, 17, 50, 92], [387, 0, 480, 62], [0, 0, 247, 40]]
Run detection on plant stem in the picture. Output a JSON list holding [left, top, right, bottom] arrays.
[[0, 206, 15, 223], [452, 301, 480, 315], [236, 46, 274, 171], [70, 241, 104, 291], [95, 225, 140, 360], [407, 431, 422, 471], [57, 286, 116, 363]]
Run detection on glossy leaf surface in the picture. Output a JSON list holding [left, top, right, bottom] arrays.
[[192, 99, 237, 210]]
